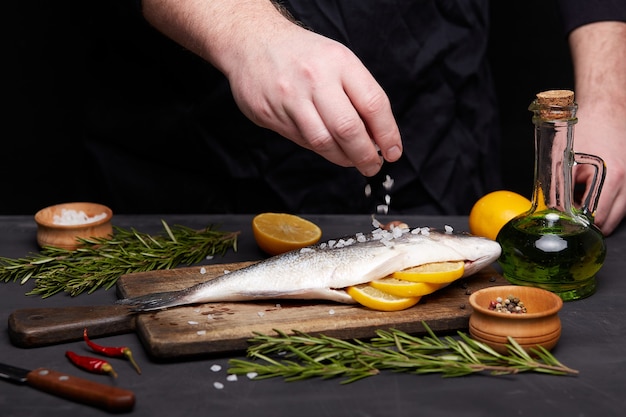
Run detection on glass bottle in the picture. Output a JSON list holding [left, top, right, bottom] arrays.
[[496, 90, 606, 301]]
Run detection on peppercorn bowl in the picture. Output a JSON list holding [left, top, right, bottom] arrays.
[[35, 202, 113, 250], [468, 285, 563, 355]]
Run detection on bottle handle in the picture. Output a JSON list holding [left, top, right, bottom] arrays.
[[574, 152, 606, 220]]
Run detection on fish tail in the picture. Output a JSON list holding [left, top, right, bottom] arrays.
[[116, 290, 191, 312]]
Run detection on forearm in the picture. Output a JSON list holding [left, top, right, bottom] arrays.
[[569, 21, 626, 120], [568, 20, 626, 234], [140, 0, 293, 76]]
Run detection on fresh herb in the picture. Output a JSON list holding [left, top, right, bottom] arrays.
[[228, 323, 578, 384], [0, 220, 238, 297]]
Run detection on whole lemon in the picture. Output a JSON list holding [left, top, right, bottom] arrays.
[[469, 190, 532, 241]]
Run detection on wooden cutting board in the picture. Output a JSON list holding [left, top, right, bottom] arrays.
[[116, 262, 508, 359]]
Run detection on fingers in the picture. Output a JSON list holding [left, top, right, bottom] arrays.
[[296, 68, 402, 177], [575, 165, 626, 236], [272, 77, 400, 177], [312, 88, 385, 176], [343, 70, 403, 164]]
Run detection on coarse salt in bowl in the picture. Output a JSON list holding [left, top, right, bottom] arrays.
[[35, 202, 113, 250]]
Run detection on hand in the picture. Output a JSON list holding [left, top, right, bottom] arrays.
[[224, 24, 402, 177], [574, 113, 626, 236], [142, 0, 402, 177]]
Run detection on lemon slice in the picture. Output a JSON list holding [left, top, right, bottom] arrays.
[[392, 261, 465, 284], [252, 213, 322, 256], [369, 276, 444, 297], [346, 284, 421, 311]]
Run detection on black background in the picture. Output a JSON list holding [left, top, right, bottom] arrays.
[[4, 0, 573, 214]]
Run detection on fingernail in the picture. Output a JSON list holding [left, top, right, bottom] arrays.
[[386, 145, 402, 161], [361, 160, 383, 177]]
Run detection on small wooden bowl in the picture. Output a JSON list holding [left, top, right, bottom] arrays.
[[34, 202, 113, 250], [468, 285, 563, 354]]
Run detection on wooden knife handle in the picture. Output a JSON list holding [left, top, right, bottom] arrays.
[[8, 305, 136, 348], [27, 367, 135, 412]]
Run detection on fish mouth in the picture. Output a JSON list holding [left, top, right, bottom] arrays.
[[462, 255, 498, 276]]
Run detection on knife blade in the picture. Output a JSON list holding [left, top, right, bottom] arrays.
[[0, 361, 135, 412]]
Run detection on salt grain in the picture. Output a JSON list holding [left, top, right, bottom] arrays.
[[197, 330, 207, 336], [210, 364, 222, 372], [364, 183, 372, 197], [187, 321, 199, 325], [213, 382, 224, 390], [257, 311, 265, 317], [226, 374, 238, 382], [246, 372, 258, 379], [200, 267, 207, 274], [382, 175, 394, 190], [328, 309, 335, 315], [52, 209, 107, 226]]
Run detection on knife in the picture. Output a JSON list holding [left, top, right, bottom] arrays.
[[0, 361, 135, 412]]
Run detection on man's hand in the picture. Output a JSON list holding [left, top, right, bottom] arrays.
[[142, 0, 402, 177]]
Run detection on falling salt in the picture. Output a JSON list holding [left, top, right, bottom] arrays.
[[382, 175, 394, 190], [53, 209, 107, 226], [364, 183, 372, 197]]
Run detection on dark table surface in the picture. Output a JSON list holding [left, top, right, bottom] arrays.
[[1, 213, 625, 417]]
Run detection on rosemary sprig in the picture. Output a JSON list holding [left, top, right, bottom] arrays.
[[228, 323, 578, 384], [0, 220, 238, 298]]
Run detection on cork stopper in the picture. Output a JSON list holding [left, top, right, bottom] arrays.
[[535, 90, 576, 120]]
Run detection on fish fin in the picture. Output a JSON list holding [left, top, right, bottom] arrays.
[[116, 290, 193, 312]]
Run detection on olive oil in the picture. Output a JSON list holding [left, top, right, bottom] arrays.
[[497, 90, 607, 301], [497, 210, 606, 301]]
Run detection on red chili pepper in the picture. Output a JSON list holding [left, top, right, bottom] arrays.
[[83, 328, 142, 375], [66, 350, 118, 378]]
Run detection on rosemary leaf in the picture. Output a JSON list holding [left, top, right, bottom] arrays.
[[228, 323, 579, 383], [0, 220, 238, 297]]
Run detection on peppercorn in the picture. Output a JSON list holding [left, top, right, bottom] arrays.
[[488, 295, 527, 314]]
